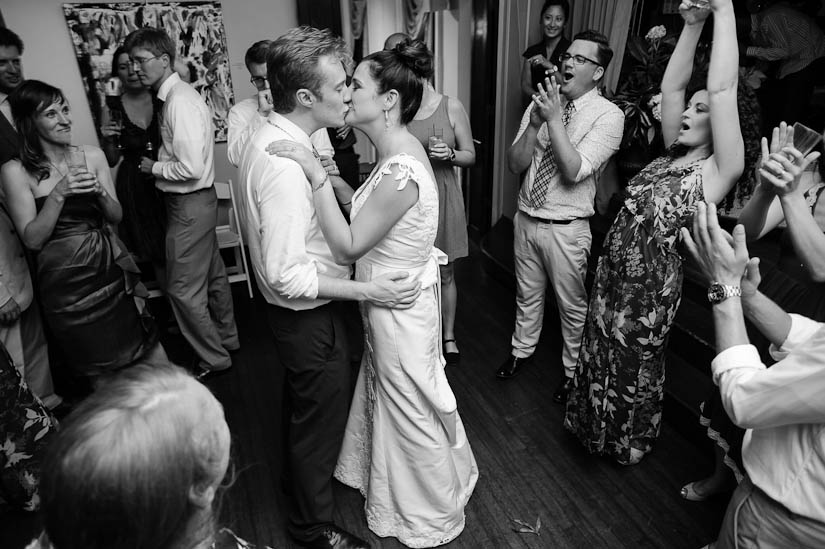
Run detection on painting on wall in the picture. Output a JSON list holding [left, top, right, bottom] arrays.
[[62, 1, 234, 142]]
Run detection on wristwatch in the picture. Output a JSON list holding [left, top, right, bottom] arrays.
[[707, 282, 741, 305], [448, 148, 456, 162]]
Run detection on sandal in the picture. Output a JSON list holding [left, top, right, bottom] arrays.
[[680, 479, 730, 502], [443, 338, 460, 366]]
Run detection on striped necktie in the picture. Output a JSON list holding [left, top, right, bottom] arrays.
[[528, 101, 576, 209]]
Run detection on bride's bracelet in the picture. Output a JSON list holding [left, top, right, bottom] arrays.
[[311, 173, 329, 193]]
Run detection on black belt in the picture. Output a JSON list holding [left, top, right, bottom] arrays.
[[523, 212, 580, 225]]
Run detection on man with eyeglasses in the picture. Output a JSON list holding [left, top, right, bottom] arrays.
[[124, 28, 239, 378], [227, 40, 335, 173], [497, 30, 624, 405]]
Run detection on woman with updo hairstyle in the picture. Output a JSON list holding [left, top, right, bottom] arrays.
[[405, 38, 476, 367], [29, 363, 269, 549], [270, 40, 478, 547]]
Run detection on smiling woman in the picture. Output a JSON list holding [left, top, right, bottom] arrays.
[[521, 0, 571, 100], [0, 80, 167, 385]]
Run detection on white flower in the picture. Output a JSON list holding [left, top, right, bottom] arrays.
[[645, 25, 667, 42], [648, 92, 663, 121]]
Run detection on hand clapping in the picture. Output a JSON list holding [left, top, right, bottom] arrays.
[[529, 75, 563, 127]]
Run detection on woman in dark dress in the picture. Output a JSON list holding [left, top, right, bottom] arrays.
[[0, 80, 166, 381], [564, 0, 744, 465], [100, 46, 166, 275], [521, 0, 571, 100]]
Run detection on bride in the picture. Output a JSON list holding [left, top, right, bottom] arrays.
[[271, 39, 478, 548]]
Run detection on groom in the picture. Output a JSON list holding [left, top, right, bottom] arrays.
[[237, 27, 420, 549]]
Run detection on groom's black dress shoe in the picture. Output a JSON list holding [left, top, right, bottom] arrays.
[[495, 354, 533, 379], [300, 525, 370, 549]]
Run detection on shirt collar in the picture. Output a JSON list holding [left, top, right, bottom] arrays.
[[566, 86, 600, 111], [266, 112, 313, 148], [0, 91, 8, 105], [156, 72, 181, 102]]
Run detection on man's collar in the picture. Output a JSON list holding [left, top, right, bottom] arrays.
[[156, 72, 181, 101], [566, 86, 600, 109], [0, 90, 8, 105], [267, 112, 313, 147]]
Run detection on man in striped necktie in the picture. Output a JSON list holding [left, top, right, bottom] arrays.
[[496, 30, 625, 407]]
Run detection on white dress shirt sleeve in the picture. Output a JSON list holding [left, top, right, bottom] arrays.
[[573, 108, 625, 182], [227, 105, 265, 168], [712, 315, 825, 429], [151, 97, 208, 182], [512, 104, 535, 146], [255, 158, 320, 300]]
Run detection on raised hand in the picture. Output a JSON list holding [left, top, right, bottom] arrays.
[[680, 202, 750, 286], [532, 75, 562, 125], [320, 155, 341, 176], [0, 297, 21, 325], [756, 123, 820, 196], [679, 1, 711, 24], [100, 122, 122, 139]]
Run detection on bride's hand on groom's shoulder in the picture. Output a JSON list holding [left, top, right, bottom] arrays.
[[267, 140, 326, 184]]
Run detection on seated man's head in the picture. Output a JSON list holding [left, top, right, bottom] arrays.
[[245, 39, 272, 92], [267, 26, 351, 130], [40, 363, 232, 549], [0, 27, 24, 95], [557, 30, 612, 101], [123, 28, 176, 90]]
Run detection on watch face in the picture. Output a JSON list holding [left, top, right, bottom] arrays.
[[708, 283, 724, 304]]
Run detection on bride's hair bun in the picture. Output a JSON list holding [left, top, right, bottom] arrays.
[[391, 38, 434, 81]]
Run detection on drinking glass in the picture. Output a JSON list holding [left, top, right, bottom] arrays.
[[792, 122, 823, 158], [65, 146, 87, 175], [428, 127, 444, 152], [109, 108, 123, 150]]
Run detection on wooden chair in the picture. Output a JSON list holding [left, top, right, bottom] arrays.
[[215, 180, 254, 298]]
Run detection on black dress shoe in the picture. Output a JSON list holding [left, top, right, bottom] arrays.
[[495, 354, 532, 379], [553, 378, 574, 403], [301, 525, 370, 549]]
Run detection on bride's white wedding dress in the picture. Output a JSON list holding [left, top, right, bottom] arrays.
[[334, 153, 478, 548]]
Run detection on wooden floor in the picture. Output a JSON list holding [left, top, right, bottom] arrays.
[[1, 246, 730, 548]]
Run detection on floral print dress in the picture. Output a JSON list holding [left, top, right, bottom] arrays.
[[564, 154, 706, 464]]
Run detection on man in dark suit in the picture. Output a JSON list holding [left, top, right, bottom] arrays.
[[0, 27, 23, 166]]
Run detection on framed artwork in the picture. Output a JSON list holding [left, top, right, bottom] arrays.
[[62, 1, 234, 142]]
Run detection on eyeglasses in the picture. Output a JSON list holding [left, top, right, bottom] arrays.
[[250, 76, 268, 89], [129, 56, 159, 69], [558, 52, 601, 67]]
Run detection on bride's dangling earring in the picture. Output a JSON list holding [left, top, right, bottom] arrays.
[[384, 109, 391, 128]]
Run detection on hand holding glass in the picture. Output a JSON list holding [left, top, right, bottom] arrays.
[[108, 109, 123, 150], [428, 127, 444, 152], [791, 122, 823, 158]]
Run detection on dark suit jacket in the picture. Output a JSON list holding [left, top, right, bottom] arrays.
[[0, 112, 20, 167]]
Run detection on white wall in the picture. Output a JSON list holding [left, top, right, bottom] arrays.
[[3, 0, 298, 184]]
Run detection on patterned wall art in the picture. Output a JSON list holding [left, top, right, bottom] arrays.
[[62, 1, 234, 141]]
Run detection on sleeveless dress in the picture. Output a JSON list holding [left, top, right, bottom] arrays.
[[34, 195, 158, 377], [564, 154, 706, 464], [333, 154, 478, 547], [112, 96, 166, 264], [407, 97, 469, 262]]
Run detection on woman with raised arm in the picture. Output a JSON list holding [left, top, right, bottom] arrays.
[[564, 0, 744, 466], [0, 80, 165, 384], [270, 40, 478, 548]]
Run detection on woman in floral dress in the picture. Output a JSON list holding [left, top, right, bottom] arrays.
[[564, 0, 745, 465]]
